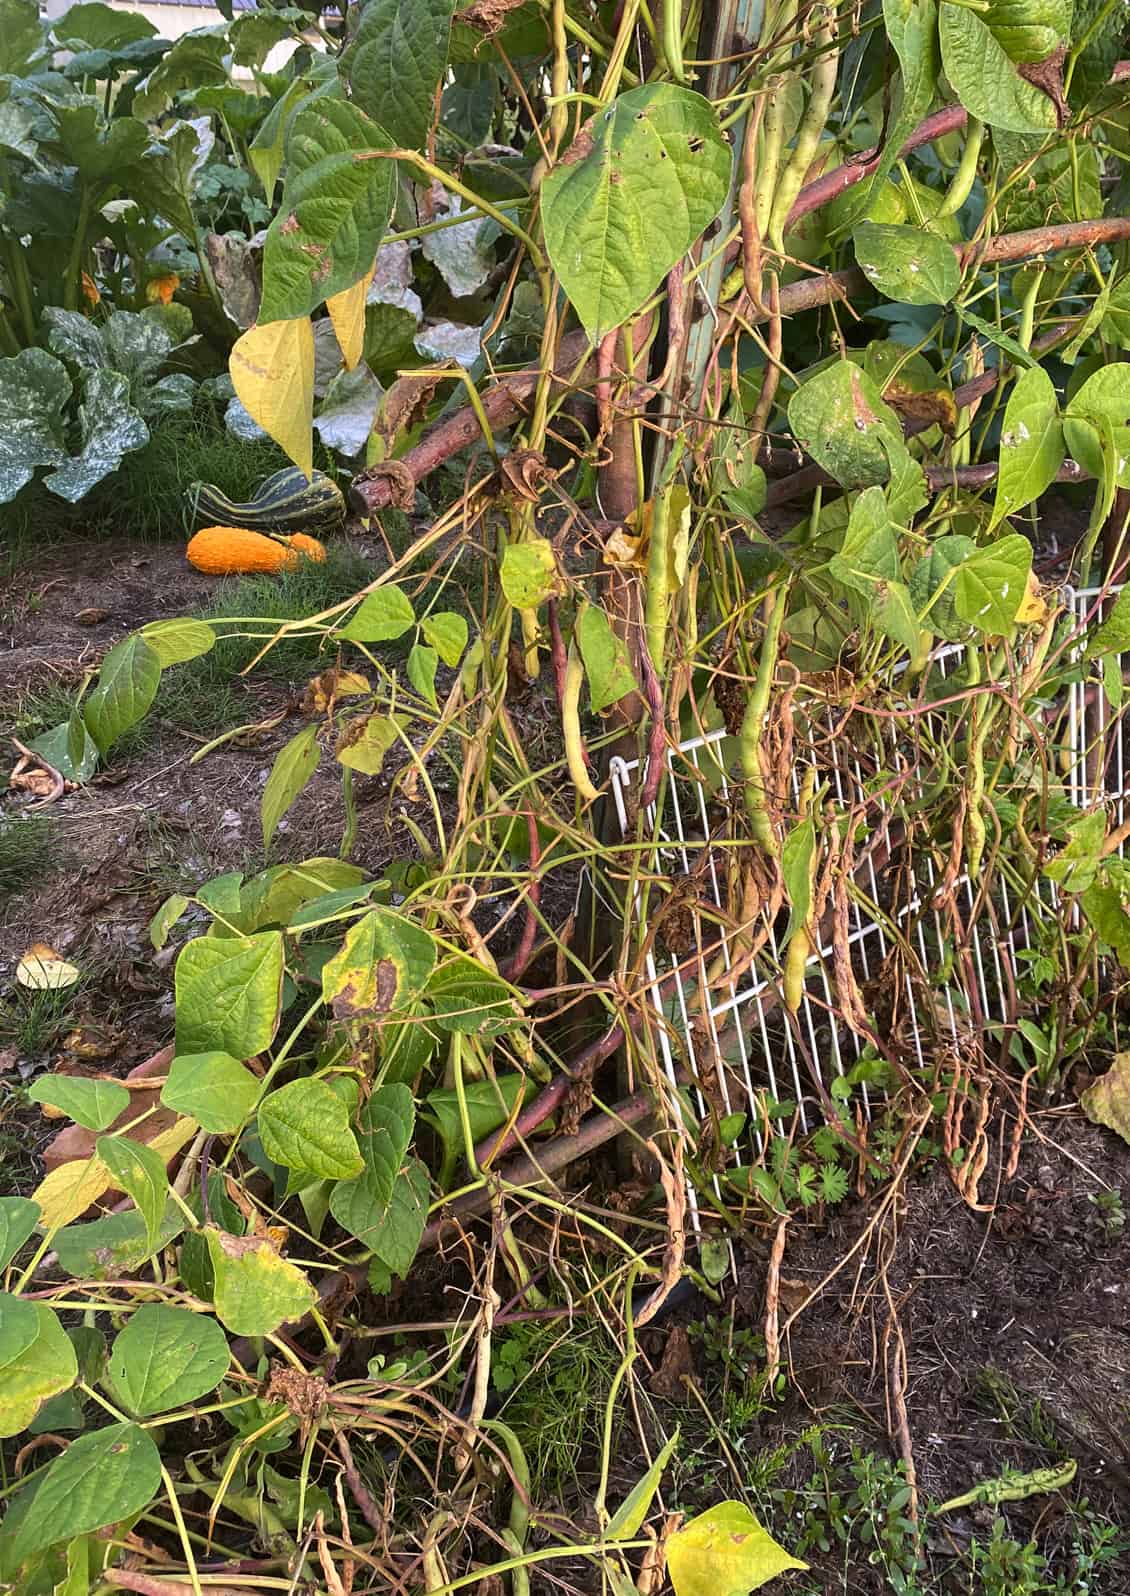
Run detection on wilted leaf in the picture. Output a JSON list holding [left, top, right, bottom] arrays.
[[230, 317, 315, 478], [1080, 1052, 1130, 1145], [16, 944, 80, 990], [206, 1230, 317, 1337]]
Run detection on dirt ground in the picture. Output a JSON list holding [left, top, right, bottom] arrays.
[[2, 533, 1129, 1591]]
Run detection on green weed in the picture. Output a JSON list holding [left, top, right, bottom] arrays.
[[0, 815, 57, 899], [492, 1319, 619, 1496], [0, 978, 84, 1059]]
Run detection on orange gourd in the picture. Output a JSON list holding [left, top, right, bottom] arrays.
[[186, 526, 327, 575]]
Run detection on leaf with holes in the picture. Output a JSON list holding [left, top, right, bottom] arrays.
[[83, 633, 161, 756], [541, 84, 730, 341], [788, 363, 902, 490], [175, 931, 285, 1059], [258, 1077, 363, 1179], [991, 365, 1064, 528], [321, 907, 437, 1017], [853, 222, 960, 306], [107, 1305, 229, 1417]]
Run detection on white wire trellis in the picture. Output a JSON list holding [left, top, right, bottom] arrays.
[[610, 587, 1120, 1228]]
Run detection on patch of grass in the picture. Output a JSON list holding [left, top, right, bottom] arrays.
[[0, 978, 84, 1060], [492, 1319, 619, 1497], [189, 544, 376, 681], [0, 816, 58, 900]]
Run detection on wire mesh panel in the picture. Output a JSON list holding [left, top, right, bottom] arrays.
[[609, 617, 1093, 1211], [1069, 586, 1130, 834]]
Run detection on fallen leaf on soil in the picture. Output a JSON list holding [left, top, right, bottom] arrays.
[[16, 944, 80, 991], [74, 607, 110, 626], [1079, 1051, 1130, 1146], [62, 1025, 120, 1060], [9, 765, 61, 801]]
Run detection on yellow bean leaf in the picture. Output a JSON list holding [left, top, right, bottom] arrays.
[[30, 1156, 112, 1231], [230, 316, 315, 478], [326, 268, 374, 371], [667, 1501, 807, 1596]]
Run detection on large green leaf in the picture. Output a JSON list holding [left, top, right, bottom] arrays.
[[345, 1156, 429, 1282], [174, 930, 285, 1058], [953, 533, 1033, 633], [96, 1136, 169, 1253], [258, 1077, 364, 1179], [666, 1500, 807, 1595], [0, 1199, 40, 1272], [107, 1305, 228, 1417], [990, 365, 1064, 528], [45, 369, 149, 504], [46, 104, 149, 189], [54, 2, 157, 49], [0, 1304, 77, 1439], [825, 486, 899, 595], [577, 604, 637, 713], [160, 1052, 261, 1134], [339, 586, 416, 642], [261, 723, 321, 853], [205, 1230, 316, 1337], [0, 0, 44, 75], [0, 347, 69, 504], [132, 29, 230, 120], [853, 222, 960, 306], [27, 1076, 129, 1131], [1064, 366, 1130, 491], [344, 0, 458, 150], [426, 953, 518, 1034], [1, 1423, 161, 1569], [909, 535, 975, 640], [985, 0, 1073, 62], [321, 907, 437, 1017], [541, 84, 730, 341], [328, 1084, 415, 1242], [259, 99, 397, 323], [939, 6, 1058, 132], [788, 362, 901, 489], [83, 633, 162, 756]]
